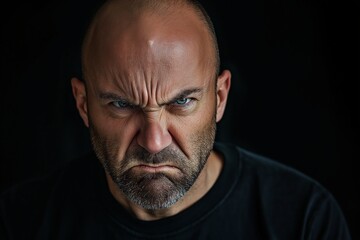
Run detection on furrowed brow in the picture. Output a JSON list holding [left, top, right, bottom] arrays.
[[163, 88, 203, 105], [98, 88, 203, 106], [99, 92, 125, 100], [98, 92, 139, 106]]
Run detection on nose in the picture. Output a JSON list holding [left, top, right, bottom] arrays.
[[136, 117, 172, 154]]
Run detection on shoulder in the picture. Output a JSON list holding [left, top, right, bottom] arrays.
[[235, 145, 339, 211], [216, 141, 326, 192], [0, 152, 100, 238], [0, 151, 101, 205], [214, 141, 352, 239], [0, 152, 94, 199]]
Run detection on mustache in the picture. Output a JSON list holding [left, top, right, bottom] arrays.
[[123, 146, 186, 166]]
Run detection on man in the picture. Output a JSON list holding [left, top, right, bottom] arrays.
[[0, 0, 352, 239]]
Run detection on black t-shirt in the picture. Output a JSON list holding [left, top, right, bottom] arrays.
[[0, 142, 352, 239]]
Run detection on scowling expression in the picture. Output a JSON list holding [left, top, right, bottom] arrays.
[[71, 2, 230, 211]]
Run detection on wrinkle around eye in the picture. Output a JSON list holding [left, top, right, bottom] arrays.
[[174, 98, 192, 105], [111, 100, 132, 109], [167, 98, 197, 115], [107, 100, 140, 118]]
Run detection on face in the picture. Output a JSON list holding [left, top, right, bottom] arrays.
[[72, 6, 231, 210], [90, 107, 216, 209]]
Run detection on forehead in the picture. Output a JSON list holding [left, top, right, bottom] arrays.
[[85, 3, 215, 102], [90, 38, 211, 105]]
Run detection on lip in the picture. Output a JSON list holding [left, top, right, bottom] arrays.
[[132, 164, 179, 173]]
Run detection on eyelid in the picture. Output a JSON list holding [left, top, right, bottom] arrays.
[[164, 88, 202, 105], [169, 98, 197, 110], [111, 99, 134, 109], [172, 97, 192, 105]]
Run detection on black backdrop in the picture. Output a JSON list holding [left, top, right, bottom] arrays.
[[1, 0, 358, 238]]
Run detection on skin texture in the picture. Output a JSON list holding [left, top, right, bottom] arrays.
[[71, 0, 231, 220]]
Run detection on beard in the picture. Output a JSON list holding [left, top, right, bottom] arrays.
[[89, 116, 216, 210]]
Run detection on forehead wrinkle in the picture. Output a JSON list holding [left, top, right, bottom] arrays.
[[95, 38, 208, 109], [103, 65, 133, 100], [83, 0, 219, 86], [127, 49, 173, 109], [136, 68, 151, 108], [86, 1, 216, 108]]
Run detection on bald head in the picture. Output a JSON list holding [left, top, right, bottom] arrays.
[[81, 0, 220, 84]]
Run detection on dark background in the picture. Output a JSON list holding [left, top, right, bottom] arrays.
[[1, 0, 358, 238]]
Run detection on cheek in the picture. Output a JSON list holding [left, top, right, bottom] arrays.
[[88, 105, 139, 159], [169, 97, 216, 156]]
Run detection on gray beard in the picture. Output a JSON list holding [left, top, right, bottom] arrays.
[[108, 147, 209, 209], [90, 117, 216, 210]]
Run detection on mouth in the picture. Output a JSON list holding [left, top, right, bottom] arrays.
[[132, 164, 180, 174]]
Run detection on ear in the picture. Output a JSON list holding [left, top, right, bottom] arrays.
[[215, 69, 231, 123], [71, 77, 89, 127]]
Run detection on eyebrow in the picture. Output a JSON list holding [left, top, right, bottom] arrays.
[[167, 88, 203, 105], [99, 92, 126, 100], [98, 88, 203, 106]]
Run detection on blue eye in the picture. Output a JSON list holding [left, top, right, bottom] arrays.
[[112, 100, 130, 108], [174, 98, 191, 105]]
